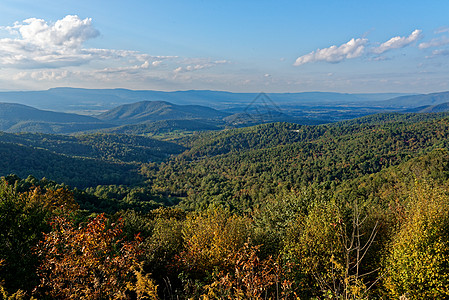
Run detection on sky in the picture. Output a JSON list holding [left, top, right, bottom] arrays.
[[0, 0, 449, 93]]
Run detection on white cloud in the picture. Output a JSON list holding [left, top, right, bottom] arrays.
[[371, 55, 390, 61], [432, 49, 449, 56], [435, 27, 449, 34], [173, 67, 183, 74], [96, 61, 152, 74], [293, 38, 367, 66], [372, 29, 422, 54], [0, 15, 232, 91], [6, 15, 99, 49], [174, 60, 229, 73], [13, 70, 70, 81], [419, 36, 449, 49], [0, 15, 98, 67], [0, 15, 176, 69], [294, 29, 425, 67]]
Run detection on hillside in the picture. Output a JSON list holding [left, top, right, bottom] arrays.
[[404, 102, 449, 113], [101, 119, 224, 136], [177, 112, 449, 157], [0, 132, 185, 163], [97, 100, 230, 125], [0, 102, 112, 134], [381, 91, 449, 108], [147, 113, 449, 210], [0, 132, 185, 187], [0, 141, 139, 188]]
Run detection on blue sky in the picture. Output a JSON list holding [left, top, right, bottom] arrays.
[[0, 0, 449, 93]]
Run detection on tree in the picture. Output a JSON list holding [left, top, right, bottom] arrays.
[[283, 200, 380, 299], [35, 213, 157, 299], [176, 207, 252, 297], [203, 243, 295, 300], [383, 181, 449, 299], [0, 179, 76, 295]]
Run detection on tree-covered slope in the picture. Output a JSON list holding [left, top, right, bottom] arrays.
[[0, 132, 186, 188], [100, 119, 224, 136], [179, 112, 449, 158], [382, 91, 449, 108], [147, 113, 449, 210], [0, 102, 112, 133], [406, 102, 449, 113], [97, 101, 230, 124], [0, 141, 139, 188], [0, 132, 185, 163]]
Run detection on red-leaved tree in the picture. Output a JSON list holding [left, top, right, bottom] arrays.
[[35, 213, 157, 299]]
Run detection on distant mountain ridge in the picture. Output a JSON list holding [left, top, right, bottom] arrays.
[[97, 101, 230, 125], [404, 102, 449, 113], [381, 91, 449, 108], [0, 87, 410, 114], [2, 89, 449, 135], [0, 102, 113, 134]]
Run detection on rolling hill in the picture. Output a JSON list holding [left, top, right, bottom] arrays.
[[97, 100, 230, 125], [404, 102, 449, 113], [0, 131, 187, 187], [100, 119, 224, 135], [381, 91, 449, 108], [0, 131, 185, 163], [0, 102, 113, 134]]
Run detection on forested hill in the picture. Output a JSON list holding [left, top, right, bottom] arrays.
[[0, 132, 185, 187], [97, 100, 230, 124], [1, 112, 448, 193], [382, 90, 449, 108], [100, 119, 223, 136], [148, 112, 449, 210], [0, 132, 185, 163], [0, 141, 140, 188], [404, 102, 449, 113], [0, 102, 112, 133], [176, 112, 449, 158]]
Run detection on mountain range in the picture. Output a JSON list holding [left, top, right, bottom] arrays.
[[0, 101, 232, 134], [0, 88, 412, 114], [2, 89, 449, 134]]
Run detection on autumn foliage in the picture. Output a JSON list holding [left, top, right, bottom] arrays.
[[35, 213, 157, 299], [383, 182, 449, 299], [203, 243, 294, 300]]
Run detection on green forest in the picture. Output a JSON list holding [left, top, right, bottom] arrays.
[[2, 112, 449, 299]]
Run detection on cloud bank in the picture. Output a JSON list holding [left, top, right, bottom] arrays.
[[0, 15, 231, 90], [0, 15, 98, 67], [294, 38, 367, 66], [0, 15, 173, 69], [7, 15, 99, 49], [419, 36, 449, 49], [294, 29, 423, 66], [372, 29, 422, 54]]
